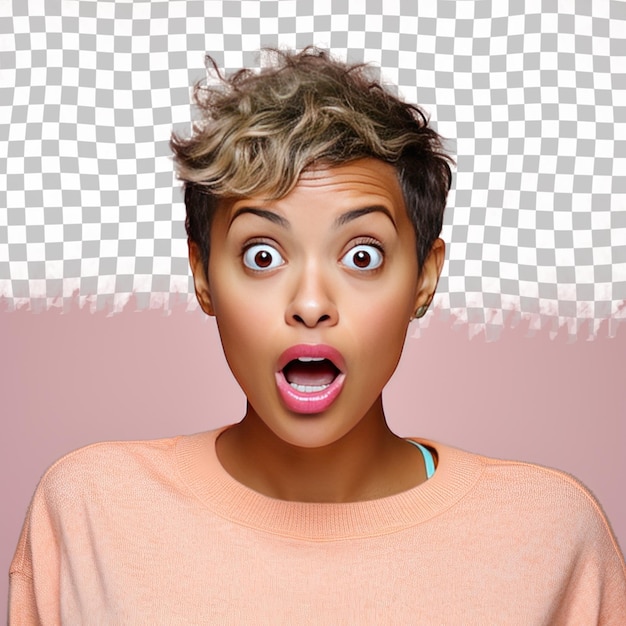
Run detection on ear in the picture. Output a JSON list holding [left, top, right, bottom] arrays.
[[413, 238, 446, 312], [188, 240, 215, 316]]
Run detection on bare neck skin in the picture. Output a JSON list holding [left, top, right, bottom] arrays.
[[216, 396, 426, 503]]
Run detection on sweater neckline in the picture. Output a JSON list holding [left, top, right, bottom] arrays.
[[176, 426, 484, 540]]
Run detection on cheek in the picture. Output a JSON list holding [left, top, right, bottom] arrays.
[[361, 306, 410, 358], [347, 292, 412, 372], [214, 310, 270, 395], [211, 282, 279, 365], [351, 268, 416, 326]]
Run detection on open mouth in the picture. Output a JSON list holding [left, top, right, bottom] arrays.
[[282, 357, 341, 393], [275, 345, 346, 414]]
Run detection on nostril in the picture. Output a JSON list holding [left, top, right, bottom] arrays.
[[292, 313, 332, 326]]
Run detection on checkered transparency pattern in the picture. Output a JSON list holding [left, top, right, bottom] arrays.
[[1, 0, 625, 338]]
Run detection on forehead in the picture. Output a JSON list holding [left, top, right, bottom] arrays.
[[296, 159, 401, 194], [224, 158, 407, 218]]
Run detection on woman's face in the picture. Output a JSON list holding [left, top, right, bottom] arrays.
[[190, 158, 444, 449]]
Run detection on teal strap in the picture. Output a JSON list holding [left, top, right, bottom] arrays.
[[406, 440, 436, 479]]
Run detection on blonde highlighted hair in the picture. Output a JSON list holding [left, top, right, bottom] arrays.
[[171, 47, 453, 270]]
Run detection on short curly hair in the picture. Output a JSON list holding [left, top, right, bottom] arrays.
[[171, 47, 453, 271]]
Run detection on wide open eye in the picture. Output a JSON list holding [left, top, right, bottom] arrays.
[[242, 243, 284, 271], [341, 244, 384, 271]]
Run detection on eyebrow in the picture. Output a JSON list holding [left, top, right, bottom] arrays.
[[228, 204, 397, 231], [228, 207, 290, 230], [334, 205, 397, 231]]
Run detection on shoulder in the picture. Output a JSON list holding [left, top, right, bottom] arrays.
[[11, 435, 190, 579], [479, 453, 612, 523], [430, 439, 607, 509], [43, 436, 180, 477], [33, 436, 184, 514], [430, 440, 624, 558], [415, 441, 626, 621]]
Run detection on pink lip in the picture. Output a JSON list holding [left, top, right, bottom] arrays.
[[275, 344, 346, 415]]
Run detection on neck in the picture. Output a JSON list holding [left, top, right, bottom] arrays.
[[215, 399, 426, 503]]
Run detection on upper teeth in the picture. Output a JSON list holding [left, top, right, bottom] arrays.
[[297, 357, 324, 362]]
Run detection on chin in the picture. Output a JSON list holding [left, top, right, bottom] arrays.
[[267, 414, 359, 450]]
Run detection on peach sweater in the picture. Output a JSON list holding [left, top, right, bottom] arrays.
[[10, 428, 626, 624]]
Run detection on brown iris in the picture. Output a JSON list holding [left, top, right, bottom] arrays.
[[255, 250, 273, 268], [353, 249, 371, 268]]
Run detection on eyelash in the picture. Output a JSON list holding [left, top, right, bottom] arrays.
[[241, 238, 273, 253], [348, 237, 384, 253]]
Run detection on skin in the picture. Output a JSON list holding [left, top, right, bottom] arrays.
[[189, 158, 445, 503]]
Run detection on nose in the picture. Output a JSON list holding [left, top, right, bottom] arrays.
[[285, 263, 339, 328]]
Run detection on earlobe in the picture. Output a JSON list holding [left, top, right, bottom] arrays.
[[188, 240, 215, 316], [413, 238, 446, 315]]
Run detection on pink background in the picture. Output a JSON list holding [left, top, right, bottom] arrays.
[[2, 306, 625, 617]]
